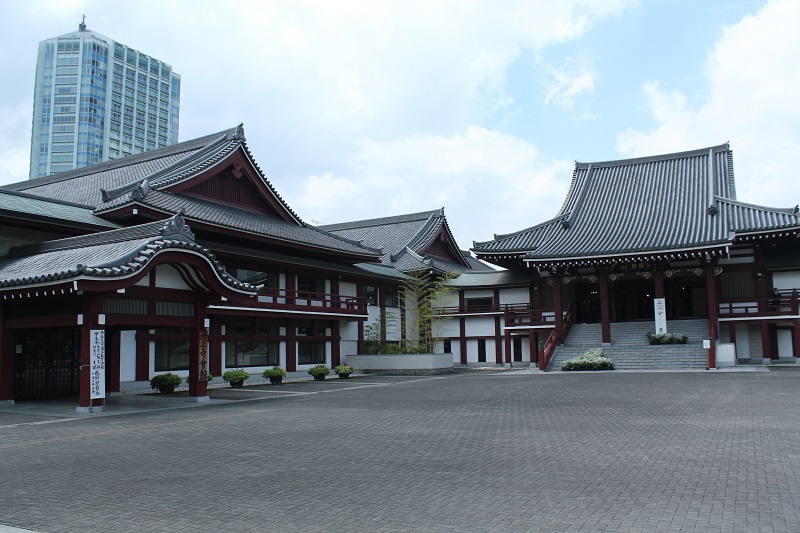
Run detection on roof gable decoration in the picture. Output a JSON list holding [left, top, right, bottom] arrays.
[[94, 124, 304, 225]]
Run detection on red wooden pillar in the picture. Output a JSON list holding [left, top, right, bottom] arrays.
[[459, 291, 467, 365], [599, 276, 611, 345], [78, 296, 105, 413], [553, 279, 563, 343], [135, 329, 150, 382], [286, 321, 297, 372], [706, 268, 718, 369], [0, 304, 13, 402], [331, 321, 341, 368], [793, 319, 800, 360], [495, 315, 503, 365], [529, 330, 538, 366], [728, 322, 737, 347]]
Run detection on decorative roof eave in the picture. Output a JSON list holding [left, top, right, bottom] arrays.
[[523, 242, 731, 269], [0, 214, 260, 296], [472, 215, 566, 252], [732, 228, 800, 242]]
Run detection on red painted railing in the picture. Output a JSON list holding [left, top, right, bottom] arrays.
[[539, 308, 573, 371], [253, 287, 367, 315], [719, 291, 799, 318]]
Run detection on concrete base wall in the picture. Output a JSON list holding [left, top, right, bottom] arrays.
[[347, 353, 454, 375]]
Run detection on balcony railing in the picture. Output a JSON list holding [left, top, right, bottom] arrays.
[[719, 292, 799, 318], [438, 303, 557, 327], [224, 287, 368, 315]]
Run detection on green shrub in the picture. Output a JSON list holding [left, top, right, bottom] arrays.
[[561, 348, 615, 371], [150, 373, 182, 391], [222, 369, 250, 383], [307, 364, 330, 377], [334, 364, 353, 375], [647, 331, 688, 344], [262, 366, 288, 379]]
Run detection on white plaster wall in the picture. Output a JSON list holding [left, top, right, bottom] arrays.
[[385, 307, 402, 341], [134, 273, 149, 287], [340, 321, 358, 342], [772, 272, 800, 290], [465, 316, 495, 337], [119, 330, 137, 382], [435, 290, 458, 309], [439, 318, 460, 338], [154, 264, 191, 290], [463, 289, 493, 299], [778, 329, 794, 357], [499, 288, 529, 305], [341, 340, 358, 358]]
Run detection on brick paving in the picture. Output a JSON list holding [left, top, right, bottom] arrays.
[[0, 371, 799, 532]]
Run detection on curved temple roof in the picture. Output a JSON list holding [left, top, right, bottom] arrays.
[[0, 214, 259, 294], [473, 144, 800, 266]]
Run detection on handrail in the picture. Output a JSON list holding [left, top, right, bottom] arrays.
[[539, 307, 573, 371], [718, 292, 799, 317], [255, 287, 367, 313]]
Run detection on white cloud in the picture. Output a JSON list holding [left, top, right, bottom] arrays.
[[293, 126, 573, 249], [542, 58, 599, 111], [616, 0, 800, 207]]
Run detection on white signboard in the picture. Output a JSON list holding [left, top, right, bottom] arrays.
[[653, 298, 667, 334], [90, 329, 106, 400]]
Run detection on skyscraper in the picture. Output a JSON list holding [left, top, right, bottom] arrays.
[[29, 19, 180, 179]]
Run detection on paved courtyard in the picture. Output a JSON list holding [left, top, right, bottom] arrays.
[[0, 369, 799, 532]]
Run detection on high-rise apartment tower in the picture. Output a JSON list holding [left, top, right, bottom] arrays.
[[29, 19, 180, 178]]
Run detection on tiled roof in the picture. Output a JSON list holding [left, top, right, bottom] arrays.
[[447, 270, 533, 288], [105, 191, 382, 257], [0, 215, 258, 293], [2, 128, 231, 207], [0, 190, 119, 230], [322, 209, 470, 272], [473, 144, 800, 264]]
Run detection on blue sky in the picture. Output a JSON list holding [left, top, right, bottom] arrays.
[[1, 0, 796, 251]]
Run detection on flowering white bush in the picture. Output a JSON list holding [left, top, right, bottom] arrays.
[[561, 348, 615, 371]]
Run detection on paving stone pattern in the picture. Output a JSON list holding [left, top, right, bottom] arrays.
[[0, 372, 799, 532]]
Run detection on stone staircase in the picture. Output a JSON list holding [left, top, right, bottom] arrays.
[[548, 319, 710, 371]]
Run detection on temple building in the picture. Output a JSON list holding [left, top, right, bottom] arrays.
[[468, 144, 800, 369]]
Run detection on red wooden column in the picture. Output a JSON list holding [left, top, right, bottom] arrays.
[[459, 291, 467, 365], [761, 321, 771, 363], [0, 304, 13, 402], [186, 299, 209, 400], [78, 296, 105, 413], [286, 320, 297, 372], [599, 276, 611, 345], [791, 294, 800, 360], [529, 330, 538, 366], [135, 329, 150, 382], [495, 289, 506, 365], [331, 321, 341, 368], [705, 268, 718, 369], [553, 279, 563, 343]]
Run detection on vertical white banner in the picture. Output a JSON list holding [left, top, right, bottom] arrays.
[[653, 298, 667, 334], [90, 329, 106, 399]]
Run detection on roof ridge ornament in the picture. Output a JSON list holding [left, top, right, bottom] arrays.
[[233, 123, 245, 142], [130, 178, 150, 201], [161, 209, 195, 241]]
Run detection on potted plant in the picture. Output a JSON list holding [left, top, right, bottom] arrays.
[[150, 373, 182, 394], [334, 363, 353, 379], [262, 365, 288, 385], [307, 364, 330, 381], [222, 369, 250, 388]]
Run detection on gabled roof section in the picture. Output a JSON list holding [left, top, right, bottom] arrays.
[[473, 143, 800, 266], [2, 125, 302, 225], [321, 209, 470, 273], [93, 190, 383, 258], [0, 214, 259, 294]]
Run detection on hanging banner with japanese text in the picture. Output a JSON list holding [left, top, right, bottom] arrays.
[[90, 329, 106, 399]]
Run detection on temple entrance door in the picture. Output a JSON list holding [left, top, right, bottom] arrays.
[[13, 327, 81, 401], [575, 283, 601, 323], [666, 277, 708, 319], [614, 280, 655, 322]]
